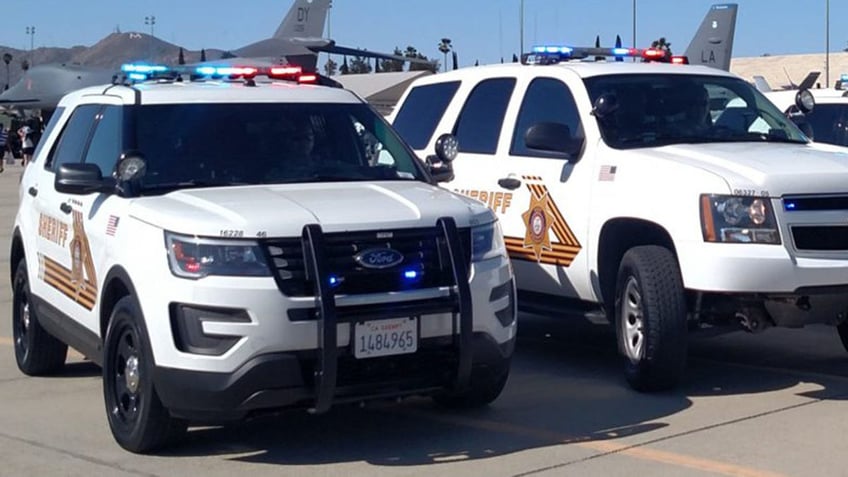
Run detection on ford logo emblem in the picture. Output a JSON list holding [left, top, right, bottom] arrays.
[[354, 248, 404, 269]]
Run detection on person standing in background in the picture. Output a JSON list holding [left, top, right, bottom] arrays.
[[0, 126, 8, 172], [18, 125, 34, 166]]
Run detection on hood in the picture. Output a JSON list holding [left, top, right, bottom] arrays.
[[635, 142, 848, 196], [129, 181, 492, 237]]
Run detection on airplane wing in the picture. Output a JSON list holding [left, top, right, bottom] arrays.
[[309, 43, 434, 66]]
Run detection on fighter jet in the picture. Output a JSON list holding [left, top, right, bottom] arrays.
[[0, 0, 420, 111], [0, 63, 116, 111]]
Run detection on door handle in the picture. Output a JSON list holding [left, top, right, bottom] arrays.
[[28, 187, 37, 197], [59, 203, 72, 215], [497, 175, 522, 190]]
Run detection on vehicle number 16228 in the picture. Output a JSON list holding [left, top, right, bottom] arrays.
[[354, 317, 417, 359]]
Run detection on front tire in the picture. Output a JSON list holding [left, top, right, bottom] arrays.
[[103, 296, 186, 453], [836, 321, 848, 353], [12, 257, 67, 375], [433, 358, 511, 408], [615, 246, 687, 392]]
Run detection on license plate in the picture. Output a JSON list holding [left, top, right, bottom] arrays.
[[354, 317, 418, 359]]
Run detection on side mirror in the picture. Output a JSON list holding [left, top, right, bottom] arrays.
[[55, 163, 114, 195], [525, 122, 584, 159], [794, 89, 815, 114]]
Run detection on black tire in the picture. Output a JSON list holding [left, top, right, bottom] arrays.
[[836, 321, 848, 353], [12, 257, 67, 375], [433, 358, 511, 408], [103, 296, 186, 453], [614, 246, 687, 392]]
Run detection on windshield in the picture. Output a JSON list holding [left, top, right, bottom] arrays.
[[584, 74, 809, 149], [132, 103, 425, 192]]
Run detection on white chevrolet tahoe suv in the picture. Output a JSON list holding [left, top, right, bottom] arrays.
[[391, 47, 848, 392], [10, 65, 516, 453]]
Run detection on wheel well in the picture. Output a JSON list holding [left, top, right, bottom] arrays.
[[99, 273, 132, 339], [597, 218, 677, 311], [10, 230, 24, 283]]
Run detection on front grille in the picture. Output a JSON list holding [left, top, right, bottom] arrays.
[[792, 226, 848, 251], [783, 195, 848, 212], [263, 227, 471, 297]]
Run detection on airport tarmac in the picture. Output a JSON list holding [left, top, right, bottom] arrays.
[[0, 161, 847, 476]]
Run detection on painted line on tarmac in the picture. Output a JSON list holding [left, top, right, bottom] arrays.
[[397, 409, 787, 477]]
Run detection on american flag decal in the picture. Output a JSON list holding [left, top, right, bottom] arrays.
[[106, 215, 120, 236], [599, 165, 617, 182]]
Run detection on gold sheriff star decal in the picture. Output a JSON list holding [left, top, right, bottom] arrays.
[[521, 192, 555, 261]]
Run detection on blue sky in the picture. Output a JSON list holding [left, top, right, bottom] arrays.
[[0, 1, 844, 67]]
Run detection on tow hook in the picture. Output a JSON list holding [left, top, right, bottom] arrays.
[[736, 306, 771, 334]]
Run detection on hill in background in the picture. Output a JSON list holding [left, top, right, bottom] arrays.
[[1, 32, 224, 88]]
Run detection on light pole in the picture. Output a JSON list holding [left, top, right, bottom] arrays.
[[519, 0, 525, 57], [145, 15, 156, 61], [144, 15, 156, 37], [825, 0, 830, 88], [632, 0, 637, 61], [632, 0, 636, 47], [2, 53, 11, 91], [25, 26, 35, 66]]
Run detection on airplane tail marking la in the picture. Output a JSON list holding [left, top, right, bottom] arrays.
[[273, 0, 332, 40], [683, 3, 738, 71]]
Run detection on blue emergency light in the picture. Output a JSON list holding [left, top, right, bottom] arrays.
[[522, 45, 687, 66], [118, 62, 319, 85]]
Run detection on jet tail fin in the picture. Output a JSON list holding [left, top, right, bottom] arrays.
[[752, 75, 772, 92], [797, 71, 821, 90], [684, 3, 738, 71], [273, 0, 332, 40]]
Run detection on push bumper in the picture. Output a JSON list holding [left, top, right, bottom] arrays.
[[153, 333, 514, 421]]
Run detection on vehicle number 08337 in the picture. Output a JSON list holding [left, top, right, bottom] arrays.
[[354, 317, 417, 359]]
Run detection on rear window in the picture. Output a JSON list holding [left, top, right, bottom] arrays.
[[393, 81, 460, 149]]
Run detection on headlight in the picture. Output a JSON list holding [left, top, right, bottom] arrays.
[[471, 220, 506, 262], [700, 194, 780, 244], [165, 232, 271, 279]]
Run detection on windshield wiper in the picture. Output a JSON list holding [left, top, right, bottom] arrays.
[[140, 179, 250, 193]]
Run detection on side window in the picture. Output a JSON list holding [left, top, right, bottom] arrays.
[[31, 107, 65, 164], [453, 78, 516, 154], [511, 78, 582, 157], [392, 81, 460, 149], [46, 104, 100, 171], [83, 106, 122, 175]]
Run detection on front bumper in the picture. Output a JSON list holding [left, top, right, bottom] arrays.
[[153, 333, 514, 421], [141, 218, 516, 416], [677, 240, 848, 293]]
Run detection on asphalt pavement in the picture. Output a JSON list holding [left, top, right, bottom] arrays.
[[0, 160, 847, 476]]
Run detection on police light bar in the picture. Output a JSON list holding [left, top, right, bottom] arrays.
[[118, 62, 323, 84], [522, 45, 688, 66]]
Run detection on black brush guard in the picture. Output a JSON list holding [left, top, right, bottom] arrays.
[[301, 217, 472, 413]]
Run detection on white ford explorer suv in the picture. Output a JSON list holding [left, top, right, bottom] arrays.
[[391, 46, 848, 392], [10, 64, 516, 453]]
